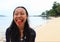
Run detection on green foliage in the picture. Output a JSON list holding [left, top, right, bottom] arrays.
[[41, 1, 60, 17], [55, 5, 60, 16], [41, 12, 46, 15], [48, 9, 56, 16]]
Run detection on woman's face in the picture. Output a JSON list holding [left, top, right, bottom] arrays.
[[13, 8, 27, 26]]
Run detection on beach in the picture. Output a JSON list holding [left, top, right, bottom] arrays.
[[0, 17, 60, 42], [35, 17, 60, 42]]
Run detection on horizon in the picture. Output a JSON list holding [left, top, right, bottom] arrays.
[[0, 0, 60, 17]]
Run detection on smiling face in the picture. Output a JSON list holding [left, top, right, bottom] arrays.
[[13, 8, 28, 27]]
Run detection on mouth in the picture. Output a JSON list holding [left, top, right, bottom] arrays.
[[16, 18, 24, 25]]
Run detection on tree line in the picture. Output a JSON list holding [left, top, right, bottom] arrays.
[[41, 1, 60, 17]]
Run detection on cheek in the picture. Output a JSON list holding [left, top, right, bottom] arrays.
[[23, 16, 27, 22]]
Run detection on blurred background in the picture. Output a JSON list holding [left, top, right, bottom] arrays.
[[0, 0, 60, 42]]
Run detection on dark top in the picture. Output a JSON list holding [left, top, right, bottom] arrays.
[[6, 27, 36, 42]]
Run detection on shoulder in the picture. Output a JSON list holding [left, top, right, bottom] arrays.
[[6, 28, 10, 32], [29, 28, 36, 37], [6, 27, 11, 35]]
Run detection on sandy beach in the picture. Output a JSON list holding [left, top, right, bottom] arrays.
[[35, 17, 60, 42], [0, 17, 60, 42]]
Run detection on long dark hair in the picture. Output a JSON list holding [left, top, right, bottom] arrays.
[[10, 6, 29, 29], [9, 6, 30, 42]]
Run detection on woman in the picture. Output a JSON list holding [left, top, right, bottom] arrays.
[[6, 6, 36, 42]]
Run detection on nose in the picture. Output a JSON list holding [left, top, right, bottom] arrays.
[[17, 14, 21, 17]]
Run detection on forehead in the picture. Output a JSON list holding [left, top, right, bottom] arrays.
[[15, 8, 26, 13]]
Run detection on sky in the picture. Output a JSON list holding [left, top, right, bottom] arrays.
[[0, 0, 60, 33], [0, 0, 60, 16]]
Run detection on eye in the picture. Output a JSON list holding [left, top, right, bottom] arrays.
[[21, 12, 25, 15], [14, 13, 18, 15]]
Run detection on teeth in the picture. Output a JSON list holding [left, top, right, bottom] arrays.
[[18, 20, 22, 22]]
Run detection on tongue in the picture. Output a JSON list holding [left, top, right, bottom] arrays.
[[17, 20, 22, 25]]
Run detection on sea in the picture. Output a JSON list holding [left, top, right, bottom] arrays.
[[0, 16, 47, 41]]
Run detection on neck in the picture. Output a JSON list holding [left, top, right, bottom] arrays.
[[18, 24, 24, 31]]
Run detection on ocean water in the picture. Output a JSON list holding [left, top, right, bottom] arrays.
[[0, 16, 47, 40], [29, 17, 47, 29]]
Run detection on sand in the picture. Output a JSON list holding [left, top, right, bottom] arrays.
[[35, 17, 60, 42], [0, 17, 60, 42]]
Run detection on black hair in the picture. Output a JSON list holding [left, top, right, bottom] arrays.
[[9, 6, 30, 42], [13, 6, 28, 16], [10, 6, 29, 29]]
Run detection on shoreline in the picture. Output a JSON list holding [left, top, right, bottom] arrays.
[[35, 17, 60, 42], [0, 17, 60, 42]]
